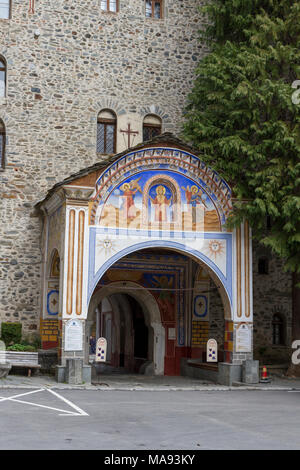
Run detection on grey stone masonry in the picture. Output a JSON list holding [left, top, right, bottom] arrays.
[[65, 358, 83, 385], [0, 1, 293, 357], [0, 0, 206, 332], [242, 360, 259, 384]]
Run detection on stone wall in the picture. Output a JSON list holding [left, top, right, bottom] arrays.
[[252, 242, 293, 363], [0, 1, 293, 359], [0, 0, 206, 333], [208, 280, 225, 349], [206, 246, 293, 364]]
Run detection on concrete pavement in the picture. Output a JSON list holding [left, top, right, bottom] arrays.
[[0, 388, 300, 449], [0, 373, 300, 391]]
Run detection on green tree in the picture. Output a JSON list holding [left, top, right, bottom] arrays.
[[184, 0, 300, 273], [183, 0, 300, 369]]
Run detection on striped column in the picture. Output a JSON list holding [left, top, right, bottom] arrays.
[[63, 205, 89, 319]]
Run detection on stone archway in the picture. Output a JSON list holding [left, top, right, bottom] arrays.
[[37, 137, 254, 385], [87, 281, 165, 375], [88, 239, 233, 321]]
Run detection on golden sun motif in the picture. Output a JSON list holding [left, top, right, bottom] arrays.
[[206, 240, 225, 261], [96, 237, 117, 257]]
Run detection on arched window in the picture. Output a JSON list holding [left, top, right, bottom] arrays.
[[0, 120, 5, 169], [0, 1, 10, 19], [101, 0, 118, 12], [49, 249, 60, 278], [0, 57, 6, 97], [272, 314, 284, 345], [258, 257, 269, 275], [145, 0, 163, 19], [97, 109, 117, 154], [143, 114, 162, 142]]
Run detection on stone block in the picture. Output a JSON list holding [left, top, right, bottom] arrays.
[[82, 365, 91, 384], [218, 362, 242, 386], [38, 348, 58, 374], [0, 363, 11, 378], [55, 365, 65, 383], [242, 360, 259, 384], [65, 358, 83, 385]]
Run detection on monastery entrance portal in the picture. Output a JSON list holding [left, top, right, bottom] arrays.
[[86, 247, 231, 377], [38, 135, 254, 383]]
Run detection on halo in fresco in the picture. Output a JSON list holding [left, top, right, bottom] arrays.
[[98, 170, 221, 232]]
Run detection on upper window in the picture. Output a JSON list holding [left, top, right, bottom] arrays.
[[0, 0, 10, 19], [0, 120, 5, 169], [0, 57, 6, 97], [258, 257, 269, 275], [101, 0, 118, 12], [143, 114, 162, 141], [97, 109, 117, 154], [272, 314, 284, 346], [145, 0, 163, 19]]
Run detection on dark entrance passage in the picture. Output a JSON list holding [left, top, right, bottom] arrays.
[[91, 292, 153, 375], [87, 247, 228, 377], [130, 295, 149, 371]]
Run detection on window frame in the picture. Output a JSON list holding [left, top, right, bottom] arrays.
[[272, 314, 285, 346], [0, 0, 11, 20], [143, 122, 162, 141], [145, 0, 163, 19], [0, 120, 6, 170], [0, 56, 6, 98], [97, 112, 117, 155], [258, 257, 269, 275], [101, 0, 119, 13], [143, 114, 162, 142]]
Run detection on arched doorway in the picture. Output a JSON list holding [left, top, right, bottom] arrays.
[[87, 247, 228, 376], [87, 278, 165, 375], [38, 136, 254, 385]]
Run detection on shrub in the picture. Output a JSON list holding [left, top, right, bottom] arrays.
[[1, 322, 22, 346], [7, 344, 36, 352], [25, 333, 41, 350]]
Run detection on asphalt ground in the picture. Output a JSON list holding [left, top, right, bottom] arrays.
[[0, 388, 299, 450]]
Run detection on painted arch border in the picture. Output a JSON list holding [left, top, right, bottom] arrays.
[[87, 227, 233, 319], [91, 146, 233, 226], [94, 147, 232, 194]]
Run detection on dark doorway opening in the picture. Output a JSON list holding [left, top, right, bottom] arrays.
[[128, 295, 149, 360]]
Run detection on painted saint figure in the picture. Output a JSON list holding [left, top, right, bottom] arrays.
[[182, 185, 207, 225], [150, 185, 172, 222], [120, 182, 138, 221], [151, 275, 175, 322], [119, 177, 142, 222]]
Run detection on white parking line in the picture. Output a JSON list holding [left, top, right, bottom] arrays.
[[47, 388, 89, 416], [0, 388, 45, 403], [0, 388, 89, 417]]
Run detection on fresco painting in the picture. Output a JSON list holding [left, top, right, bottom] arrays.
[[144, 273, 176, 322], [98, 170, 221, 232], [98, 252, 189, 343], [149, 185, 173, 223], [100, 270, 177, 324]]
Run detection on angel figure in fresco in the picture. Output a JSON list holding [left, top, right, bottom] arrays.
[[150, 185, 172, 223], [128, 177, 143, 195], [120, 177, 142, 221], [151, 275, 175, 321], [182, 185, 207, 224]]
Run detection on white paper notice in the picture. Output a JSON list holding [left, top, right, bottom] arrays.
[[236, 323, 251, 352], [65, 319, 83, 351]]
